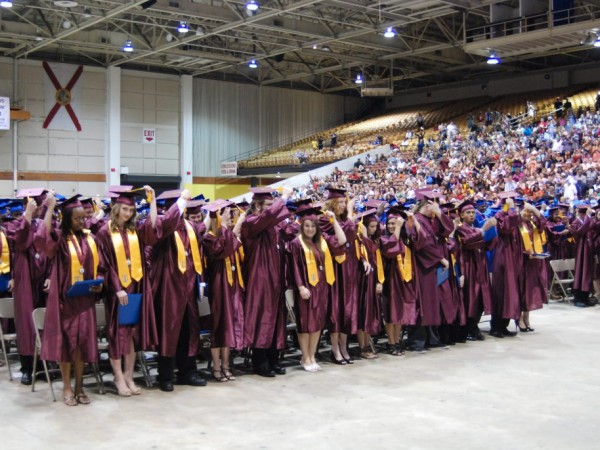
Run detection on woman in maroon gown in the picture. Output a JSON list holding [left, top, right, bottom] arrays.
[[289, 205, 345, 371], [381, 207, 417, 355], [571, 205, 600, 307], [202, 200, 245, 382], [517, 202, 547, 331], [39, 194, 103, 406], [319, 187, 371, 365], [96, 187, 159, 396], [356, 210, 383, 360]]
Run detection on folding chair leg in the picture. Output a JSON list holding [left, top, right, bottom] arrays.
[[137, 352, 153, 388], [92, 362, 106, 395], [42, 360, 56, 402], [1, 339, 12, 381]]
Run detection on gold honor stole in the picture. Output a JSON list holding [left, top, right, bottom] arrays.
[[234, 246, 244, 288], [68, 231, 98, 285], [520, 221, 546, 253], [375, 249, 385, 284], [108, 221, 143, 288], [300, 237, 335, 286], [174, 220, 203, 274], [0, 230, 10, 274], [396, 246, 413, 282]]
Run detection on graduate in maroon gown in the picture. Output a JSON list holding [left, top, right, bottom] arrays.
[[491, 193, 521, 337], [242, 187, 292, 377], [517, 202, 548, 331], [149, 189, 208, 391], [592, 206, 600, 299], [412, 191, 456, 349], [289, 205, 345, 371], [319, 187, 370, 365], [202, 200, 245, 382], [356, 210, 383, 360], [571, 205, 600, 307], [7, 188, 51, 385], [381, 207, 417, 355], [96, 186, 159, 397], [0, 220, 14, 338], [455, 201, 497, 341], [39, 194, 103, 406]]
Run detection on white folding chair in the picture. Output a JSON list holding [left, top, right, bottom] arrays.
[[549, 259, 576, 302], [31, 308, 57, 401], [0, 297, 17, 381]]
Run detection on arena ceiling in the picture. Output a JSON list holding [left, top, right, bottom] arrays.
[[1, 0, 599, 95]]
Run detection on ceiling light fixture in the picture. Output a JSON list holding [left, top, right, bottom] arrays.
[[122, 39, 134, 52], [62, 20, 72, 29], [246, 1, 259, 12], [595, 36, 600, 47], [0, 1, 13, 8], [581, 32, 596, 46], [177, 21, 189, 33], [355, 74, 363, 84], [487, 53, 500, 64], [248, 59, 258, 69], [384, 27, 396, 38]]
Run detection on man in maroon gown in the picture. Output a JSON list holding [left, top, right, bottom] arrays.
[[241, 187, 292, 377], [6, 188, 50, 385], [149, 189, 208, 391]]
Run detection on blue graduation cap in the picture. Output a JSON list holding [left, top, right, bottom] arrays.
[[54, 193, 66, 201], [192, 194, 205, 201], [404, 199, 416, 207]]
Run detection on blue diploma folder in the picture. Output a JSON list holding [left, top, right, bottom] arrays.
[[66, 279, 103, 297], [436, 266, 449, 286], [553, 224, 566, 233], [0, 274, 10, 292], [118, 293, 142, 326]]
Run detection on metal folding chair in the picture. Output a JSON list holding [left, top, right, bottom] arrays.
[[0, 297, 16, 380], [31, 308, 57, 401], [549, 258, 576, 302]]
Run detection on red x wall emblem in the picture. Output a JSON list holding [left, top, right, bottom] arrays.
[[42, 62, 83, 132]]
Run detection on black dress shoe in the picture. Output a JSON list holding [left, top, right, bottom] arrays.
[[466, 335, 478, 341], [476, 332, 485, 341], [329, 352, 347, 365], [255, 368, 276, 378], [177, 373, 207, 387], [501, 328, 517, 337], [574, 301, 592, 308], [490, 330, 504, 338], [159, 381, 174, 392], [270, 365, 286, 375], [20, 372, 32, 386]]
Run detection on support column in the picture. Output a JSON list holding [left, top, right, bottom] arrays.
[[180, 74, 193, 187], [107, 66, 121, 187]]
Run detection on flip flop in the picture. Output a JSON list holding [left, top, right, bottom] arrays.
[[75, 394, 91, 405], [63, 395, 77, 406]]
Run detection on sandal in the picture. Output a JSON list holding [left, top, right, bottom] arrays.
[[63, 395, 77, 406], [75, 393, 91, 405], [212, 369, 228, 382], [222, 368, 236, 381], [360, 348, 378, 360], [126, 381, 142, 395], [114, 379, 132, 397]]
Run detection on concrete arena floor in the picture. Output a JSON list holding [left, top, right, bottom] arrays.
[[0, 301, 598, 450]]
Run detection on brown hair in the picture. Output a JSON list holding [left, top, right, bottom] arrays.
[[300, 219, 324, 260]]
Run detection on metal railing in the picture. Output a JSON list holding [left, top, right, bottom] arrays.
[[465, 4, 600, 43]]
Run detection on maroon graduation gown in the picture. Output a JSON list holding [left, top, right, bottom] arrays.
[[6, 218, 49, 356], [412, 212, 455, 326], [288, 236, 340, 334], [96, 218, 162, 359], [241, 199, 290, 349], [202, 227, 245, 349], [455, 223, 494, 318], [358, 235, 382, 335], [319, 216, 361, 335], [38, 224, 99, 363], [149, 205, 203, 357], [519, 216, 548, 311], [571, 216, 600, 292], [381, 233, 418, 325], [491, 210, 522, 321]]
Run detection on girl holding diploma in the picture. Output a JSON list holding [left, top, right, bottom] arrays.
[[96, 186, 159, 397], [39, 194, 103, 406]]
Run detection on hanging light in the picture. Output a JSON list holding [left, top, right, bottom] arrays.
[[354, 74, 363, 84], [0, 1, 13, 7], [384, 27, 396, 38], [248, 59, 258, 68], [487, 53, 500, 65], [177, 21, 189, 33], [246, 1, 259, 12], [122, 39, 134, 53]]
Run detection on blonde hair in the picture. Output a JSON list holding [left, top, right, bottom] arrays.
[[109, 203, 137, 233]]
